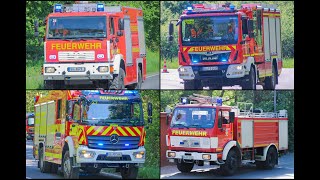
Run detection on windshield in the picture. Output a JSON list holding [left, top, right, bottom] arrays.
[[47, 16, 106, 39], [73, 101, 144, 126], [170, 107, 216, 129], [28, 117, 34, 126], [181, 16, 238, 45]]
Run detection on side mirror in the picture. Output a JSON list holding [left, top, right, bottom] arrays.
[[168, 36, 174, 42], [229, 112, 235, 123], [241, 17, 248, 35], [118, 18, 124, 30], [117, 30, 123, 36], [168, 23, 174, 42], [147, 102, 152, 124], [34, 20, 39, 37]]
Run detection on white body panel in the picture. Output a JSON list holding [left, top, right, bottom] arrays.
[[241, 120, 254, 148], [279, 120, 288, 150], [166, 150, 218, 161], [263, 17, 270, 62], [269, 17, 277, 56], [275, 18, 281, 59]]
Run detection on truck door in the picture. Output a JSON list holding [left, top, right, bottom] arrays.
[[217, 110, 233, 151]]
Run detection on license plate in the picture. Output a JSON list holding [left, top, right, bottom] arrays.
[[67, 67, 85, 72], [201, 66, 218, 71], [106, 152, 122, 157], [182, 155, 193, 160]]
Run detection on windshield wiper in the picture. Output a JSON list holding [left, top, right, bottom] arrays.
[[189, 124, 205, 130], [171, 123, 189, 129]]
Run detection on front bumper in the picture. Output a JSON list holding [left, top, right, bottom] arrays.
[[76, 146, 146, 165], [166, 150, 218, 162], [43, 63, 113, 80]]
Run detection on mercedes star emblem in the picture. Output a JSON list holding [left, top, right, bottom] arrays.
[[110, 134, 119, 144]]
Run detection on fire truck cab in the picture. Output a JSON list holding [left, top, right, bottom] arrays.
[[35, 2, 147, 89], [165, 95, 288, 176], [33, 90, 152, 179], [169, 3, 282, 90], [26, 113, 35, 140]]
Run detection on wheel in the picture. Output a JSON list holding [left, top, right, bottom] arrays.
[[81, 167, 102, 174], [51, 163, 59, 174], [256, 146, 278, 170], [242, 66, 256, 90], [110, 68, 125, 89], [62, 150, 79, 179], [263, 65, 277, 90], [184, 80, 201, 90], [97, 80, 109, 89], [219, 149, 240, 176], [120, 165, 138, 179], [177, 161, 194, 173], [39, 147, 51, 173]]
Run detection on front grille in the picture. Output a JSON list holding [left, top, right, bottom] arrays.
[[198, 70, 223, 77], [189, 52, 230, 63], [58, 51, 95, 61], [96, 154, 131, 161], [87, 136, 140, 150]]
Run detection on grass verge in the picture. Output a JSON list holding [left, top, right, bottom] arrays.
[[282, 58, 294, 68], [26, 60, 43, 89], [161, 57, 179, 69], [146, 49, 160, 75]]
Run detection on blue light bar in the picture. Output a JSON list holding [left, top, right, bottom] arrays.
[[221, 59, 227, 62], [54, 4, 62, 13], [187, 6, 193, 12], [125, 144, 129, 147], [97, 3, 104, 12], [216, 97, 223, 106], [98, 143, 103, 146], [230, 4, 235, 10]]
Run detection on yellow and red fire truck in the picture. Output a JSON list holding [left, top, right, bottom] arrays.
[[26, 113, 35, 140], [33, 90, 152, 179], [168, 3, 282, 90], [35, 2, 147, 89], [165, 94, 288, 175]]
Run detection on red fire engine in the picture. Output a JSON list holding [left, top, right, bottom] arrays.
[[168, 3, 282, 90], [34, 2, 147, 89], [26, 113, 35, 140], [33, 90, 152, 179], [165, 94, 288, 175]]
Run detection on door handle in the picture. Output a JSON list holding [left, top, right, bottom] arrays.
[[55, 132, 61, 140]]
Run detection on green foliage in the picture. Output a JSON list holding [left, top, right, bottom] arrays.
[[161, 1, 294, 59], [26, 90, 49, 112], [161, 90, 294, 152], [282, 58, 294, 68], [26, 1, 160, 61]]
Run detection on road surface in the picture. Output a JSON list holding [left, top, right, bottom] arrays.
[[141, 74, 160, 89], [160, 68, 294, 90], [161, 153, 294, 179], [26, 140, 121, 179]]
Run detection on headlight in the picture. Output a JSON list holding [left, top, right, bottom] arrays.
[[178, 67, 186, 72], [202, 154, 211, 160], [168, 152, 176, 157], [79, 150, 95, 158], [235, 65, 243, 70], [45, 67, 56, 73], [133, 151, 145, 159], [98, 66, 109, 72]]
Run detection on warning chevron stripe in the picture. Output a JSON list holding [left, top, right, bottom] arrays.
[[133, 127, 141, 136], [117, 127, 128, 136]]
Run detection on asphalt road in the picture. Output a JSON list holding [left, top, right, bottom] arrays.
[[160, 153, 294, 179], [160, 68, 294, 90], [141, 74, 160, 89], [26, 140, 121, 179]]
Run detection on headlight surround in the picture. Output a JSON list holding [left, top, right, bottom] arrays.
[[45, 67, 56, 73], [167, 152, 176, 158], [133, 151, 145, 159], [79, 150, 96, 158], [98, 66, 109, 72], [202, 154, 211, 160]]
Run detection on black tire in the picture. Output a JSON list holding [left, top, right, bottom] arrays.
[[110, 68, 125, 89], [51, 163, 59, 174], [81, 167, 102, 174], [219, 149, 240, 176], [242, 66, 256, 90], [62, 150, 79, 179], [39, 147, 51, 173], [177, 161, 194, 173], [263, 65, 277, 90], [97, 80, 109, 89], [256, 146, 278, 170], [120, 165, 139, 179], [184, 80, 201, 90]]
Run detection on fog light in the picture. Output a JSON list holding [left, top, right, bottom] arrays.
[[45, 67, 56, 73], [202, 154, 211, 160], [133, 151, 145, 159], [79, 150, 95, 158], [236, 65, 243, 70], [98, 66, 109, 72], [168, 152, 176, 157]]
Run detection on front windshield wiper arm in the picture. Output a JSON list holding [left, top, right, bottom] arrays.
[[171, 124, 189, 129]]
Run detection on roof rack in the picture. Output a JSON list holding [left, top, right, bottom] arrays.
[[232, 102, 287, 118]]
